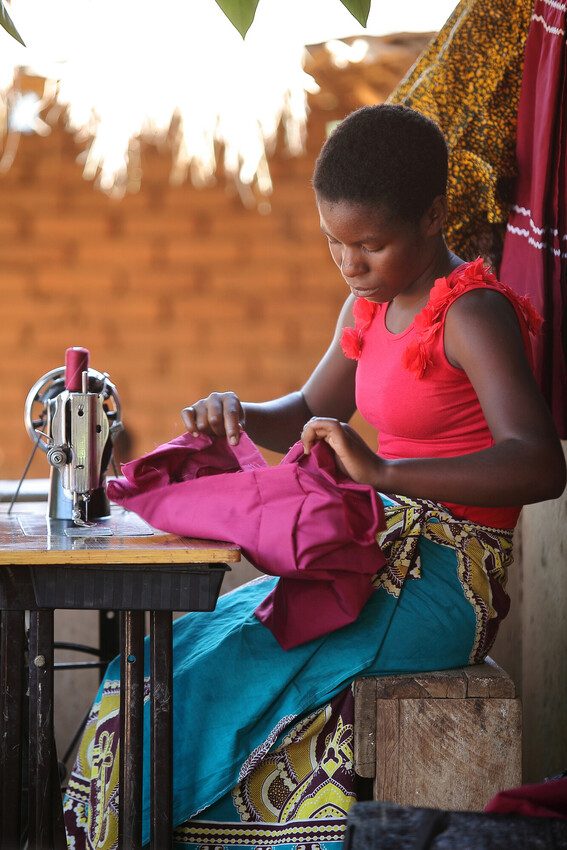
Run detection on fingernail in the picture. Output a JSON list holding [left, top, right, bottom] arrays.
[[192, 431, 199, 437], [229, 435, 238, 445]]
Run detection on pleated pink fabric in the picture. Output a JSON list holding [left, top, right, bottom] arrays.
[[107, 432, 386, 648]]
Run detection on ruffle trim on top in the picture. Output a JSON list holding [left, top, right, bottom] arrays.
[[340, 297, 377, 360], [340, 257, 543, 376], [403, 257, 542, 377]]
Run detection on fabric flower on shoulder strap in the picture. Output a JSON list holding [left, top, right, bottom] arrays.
[[403, 258, 543, 378], [340, 298, 377, 360]]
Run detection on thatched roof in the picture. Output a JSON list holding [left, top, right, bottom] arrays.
[[306, 32, 434, 112]]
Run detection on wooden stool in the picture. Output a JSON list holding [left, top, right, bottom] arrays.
[[353, 657, 522, 811]]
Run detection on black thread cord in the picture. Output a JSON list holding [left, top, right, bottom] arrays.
[[7, 430, 42, 514]]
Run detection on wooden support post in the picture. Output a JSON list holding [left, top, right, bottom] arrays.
[[150, 610, 173, 850], [0, 609, 26, 848], [119, 610, 145, 850], [28, 609, 66, 850]]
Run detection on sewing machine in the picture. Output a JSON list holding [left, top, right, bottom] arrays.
[[23, 347, 122, 525]]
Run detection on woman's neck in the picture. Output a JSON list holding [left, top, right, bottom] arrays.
[[385, 243, 464, 333], [394, 242, 463, 310]]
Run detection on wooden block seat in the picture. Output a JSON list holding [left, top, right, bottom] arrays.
[[353, 657, 522, 812]]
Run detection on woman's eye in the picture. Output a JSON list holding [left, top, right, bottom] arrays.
[[363, 245, 382, 253]]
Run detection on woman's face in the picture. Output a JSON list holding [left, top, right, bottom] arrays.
[[317, 197, 436, 304]]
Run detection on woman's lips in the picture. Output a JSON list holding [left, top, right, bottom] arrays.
[[349, 285, 381, 298]]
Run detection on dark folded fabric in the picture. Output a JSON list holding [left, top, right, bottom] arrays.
[[345, 801, 567, 850]]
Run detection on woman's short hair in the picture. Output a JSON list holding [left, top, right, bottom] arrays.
[[312, 104, 448, 224]]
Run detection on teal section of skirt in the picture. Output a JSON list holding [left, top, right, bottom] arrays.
[[129, 534, 474, 843], [163, 533, 477, 849], [64, 505, 479, 848]]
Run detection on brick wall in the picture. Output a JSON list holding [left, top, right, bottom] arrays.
[[0, 32, 434, 479], [0, 106, 366, 479]]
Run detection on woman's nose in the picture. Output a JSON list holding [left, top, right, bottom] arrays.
[[341, 248, 366, 278]]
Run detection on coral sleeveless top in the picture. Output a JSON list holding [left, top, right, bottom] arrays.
[[341, 258, 542, 529]]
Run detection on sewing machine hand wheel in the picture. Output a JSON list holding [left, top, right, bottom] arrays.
[[24, 366, 122, 451]]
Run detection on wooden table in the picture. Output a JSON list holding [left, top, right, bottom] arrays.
[[0, 501, 240, 850]]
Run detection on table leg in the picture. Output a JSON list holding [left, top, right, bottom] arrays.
[[0, 609, 25, 849], [119, 610, 145, 850], [150, 610, 173, 849], [28, 609, 65, 850]]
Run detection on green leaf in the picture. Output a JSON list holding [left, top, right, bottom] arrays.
[[338, 0, 371, 27], [0, 0, 25, 46], [214, 0, 261, 37]]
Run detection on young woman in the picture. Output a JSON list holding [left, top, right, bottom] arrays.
[[65, 105, 565, 850]]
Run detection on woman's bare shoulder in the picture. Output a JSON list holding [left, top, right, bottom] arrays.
[[444, 287, 525, 353], [335, 293, 356, 334]]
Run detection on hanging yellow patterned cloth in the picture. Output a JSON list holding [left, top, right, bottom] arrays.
[[388, 0, 533, 268]]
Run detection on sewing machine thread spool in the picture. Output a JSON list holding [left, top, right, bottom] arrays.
[[65, 346, 90, 392]]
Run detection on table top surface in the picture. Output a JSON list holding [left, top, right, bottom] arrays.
[[0, 501, 241, 566]]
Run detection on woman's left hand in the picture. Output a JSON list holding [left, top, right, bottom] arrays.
[[301, 417, 384, 485]]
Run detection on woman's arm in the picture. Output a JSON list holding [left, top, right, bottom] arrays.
[[182, 296, 358, 453], [302, 290, 566, 505]]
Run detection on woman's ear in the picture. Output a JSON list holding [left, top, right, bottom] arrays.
[[422, 195, 447, 236]]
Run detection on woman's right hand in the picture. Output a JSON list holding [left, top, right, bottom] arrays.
[[181, 392, 245, 445]]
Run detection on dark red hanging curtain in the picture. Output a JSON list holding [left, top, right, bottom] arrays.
[[499, 0, 567, 437]]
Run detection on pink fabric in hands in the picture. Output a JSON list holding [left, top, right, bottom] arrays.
[[115, 430, 266, 489], [107, 432, 386, 649]]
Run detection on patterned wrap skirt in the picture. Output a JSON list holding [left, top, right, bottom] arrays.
[[63, 494, 513, 849]]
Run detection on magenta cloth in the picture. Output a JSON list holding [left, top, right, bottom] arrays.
[[499, 0, 567, 436], [485, 777, 567, 820], [107, 432, 386, 649]]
